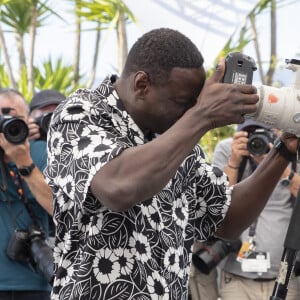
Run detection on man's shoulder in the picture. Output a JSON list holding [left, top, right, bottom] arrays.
[[217, 137, 233, 146], [214, 137, 233, 153]]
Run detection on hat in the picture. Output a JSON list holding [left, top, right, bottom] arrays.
[[29, 89, 66, 111], [237, 118, 271, 131]]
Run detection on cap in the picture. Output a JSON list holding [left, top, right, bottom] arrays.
[[237, 118, 271, 131], [29, 89, 66, 112]]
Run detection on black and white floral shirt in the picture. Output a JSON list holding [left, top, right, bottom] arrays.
[[45, 75, 232, 300]]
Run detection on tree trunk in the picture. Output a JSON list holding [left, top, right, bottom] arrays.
[[73, 6, 81, 86], [28, 2, 38, 95], [15, 33, 26, 82], [116, 11, 127, 74], [249, 14, 265, 84], [265, 0, 277, 85], [0, 23, 16, 88], [86, 21, 101, 89]]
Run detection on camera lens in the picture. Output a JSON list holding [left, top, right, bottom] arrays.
[[39, 112, 52, 133], [192, 239, 241, 274], [247, 133, 270, 156], [0, 117, 29, 144]]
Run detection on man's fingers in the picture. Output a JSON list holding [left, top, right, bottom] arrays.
[[208, 58, 225, 84]]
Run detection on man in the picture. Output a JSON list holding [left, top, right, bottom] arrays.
[[0, 88, 52, 299], [28, 89, 66, 248], [45, 28, 299, 299], [28, 89, 66, 141], [212, 119, 300, 300]]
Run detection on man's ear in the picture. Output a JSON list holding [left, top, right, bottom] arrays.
[[133, 71, 150, 98]]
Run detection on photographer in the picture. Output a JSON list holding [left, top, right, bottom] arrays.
[[28, 89, 65, 250], [212, 119, 300, 300], [0, 88, 52, 299], [28, 89, 66, 141]]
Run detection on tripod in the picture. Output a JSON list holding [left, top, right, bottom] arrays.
[[270, 189, 300, 299]]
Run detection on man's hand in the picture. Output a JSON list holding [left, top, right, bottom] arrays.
[[28, 117, 41, 140], [0, 133, 32, 166], [194, 58, 259, 130], [281, 132, 300, 154], [228, 131, 249, 168]]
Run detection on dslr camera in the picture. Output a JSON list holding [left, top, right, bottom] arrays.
[[0, 108, 29, 144], [192, 237, 241, 274], [247, 128, 276, 156], [6, 224, 54, 285], [34, 112, 53, 140], [223, 52, 300, 137]]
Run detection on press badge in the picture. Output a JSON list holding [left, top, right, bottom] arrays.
[[236, 240, 255, 262], [241, 251, 271, 273]]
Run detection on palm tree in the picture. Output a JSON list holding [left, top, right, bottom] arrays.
[[0, 0, 62, 95], [0, 0, 17, 88], [75, 0, 138, 87]]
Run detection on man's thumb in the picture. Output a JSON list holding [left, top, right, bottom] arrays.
[[209, 58, 225, 83]]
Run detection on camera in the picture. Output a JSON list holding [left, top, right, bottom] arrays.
[[222, 52, 257, 84], [223, 52, 300, 137], [247, 128, 276, 156], [0, 112, 29, 144], [192, 238, 241, 275], [251, 58, 300, 136], [34, 112, 53, 139], [6, 224, 54, 285]]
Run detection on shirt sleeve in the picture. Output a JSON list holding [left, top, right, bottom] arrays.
[[44, 93, 130, 213], [192, 146, 232, 241]]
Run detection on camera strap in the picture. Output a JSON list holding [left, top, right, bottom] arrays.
[[0, 148, 8, 192], [289, 160, 297, 205], [9, 166, 40, 228], [236, 156, 259, 261]]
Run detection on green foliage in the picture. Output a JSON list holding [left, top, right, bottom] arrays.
[[17, 65, 31, 100], [0, 64, 10, 87], [34, 58, 83, 95], [0, 0, 53, 33], [200, 126, 236, 162], [0, 58, 82, 101]]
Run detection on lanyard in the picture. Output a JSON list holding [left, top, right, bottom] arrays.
[[8, 167, 39, 228]]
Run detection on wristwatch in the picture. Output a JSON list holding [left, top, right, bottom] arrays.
[[18, 163, 36, 177], [280, 170, 295, 187], [273, 138, 296, 162]]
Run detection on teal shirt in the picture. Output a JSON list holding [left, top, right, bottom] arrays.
[[0, 140, 50, 291]]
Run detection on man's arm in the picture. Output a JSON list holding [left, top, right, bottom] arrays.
[[19, 166, 53, 215], [0, 135, 53, 215], [215, 133, 298, 240], [91, 59, 259, 211]]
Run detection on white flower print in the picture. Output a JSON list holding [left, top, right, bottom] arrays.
[[147, 271, 169, 299], [49, 130, 64, 156], [172, 196, 188, 228], [92, 248, 121, 284], [88, 215, 103, 236], [129, 231, 152, 263], [57, 174, 76, 201], [115, 248, 134, 276], [163, 247, 179, 273]]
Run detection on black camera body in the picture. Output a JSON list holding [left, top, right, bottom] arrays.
[[6, 224, 54, 285], [0, 114, 29, 144], [247, 128, 276, 156], [222, 52, 257, 84], [34, 112, 53, 140], [192, 238, 241, 275]]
